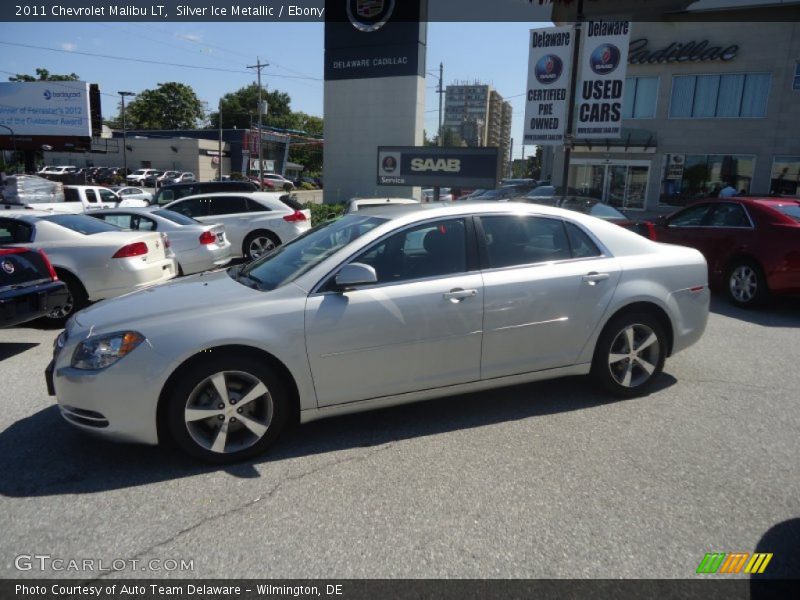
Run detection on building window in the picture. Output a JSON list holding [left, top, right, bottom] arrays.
[[771, 156, 800, 195], [794, 64, 800, 91], [622, 77, 658, 119], [669, 73, 771, 118], [660, 154, 755, 206]]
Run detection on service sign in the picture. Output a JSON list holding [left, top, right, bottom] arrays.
[[523, 26, 574, 146], [576, 21, 631, 139], [377, 146, 498, 188], [0, 81, 92, 137]]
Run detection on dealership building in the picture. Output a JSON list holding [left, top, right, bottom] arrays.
[[547, 17, 800, 211]]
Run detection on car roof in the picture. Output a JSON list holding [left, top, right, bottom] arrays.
[[169, 191, 287, 201], [0, 210, 67, 221]]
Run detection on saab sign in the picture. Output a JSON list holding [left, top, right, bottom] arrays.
[[377, 146, 499, 188]]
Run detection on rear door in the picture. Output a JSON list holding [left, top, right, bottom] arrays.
[[700, 202, 757, 279], [477, 214, 621, 378], [205, 196, 257, 252]]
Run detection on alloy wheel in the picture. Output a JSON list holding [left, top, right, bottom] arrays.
[[48, 289, 74, 320], [729, 265, 758, 304], [607, 323, 661, 389], [248, 236, 276, 259], [184, 370, 273, 454]]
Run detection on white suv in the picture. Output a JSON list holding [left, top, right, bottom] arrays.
[[164, 192, 311, 259], [127, 169, 161, 185]]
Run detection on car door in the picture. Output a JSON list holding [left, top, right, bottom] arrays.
[[699, 202, 757, 280], [305, 217, 484, 407], [477, 214, 622, 378], [204, 196, 255, 252], [655, 203, 715, 255]]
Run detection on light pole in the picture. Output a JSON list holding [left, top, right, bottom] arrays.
[[247, 58, 268, 187], [118, 91, 135, 176], [218, 99, 223, 180], [0, 124, 17, 173], [427, 63, 445, 201]]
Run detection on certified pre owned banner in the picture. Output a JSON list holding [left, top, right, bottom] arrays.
[[576, 21, 631, 139], [377, 146, 498, 188], [523, 26, 574, 146]]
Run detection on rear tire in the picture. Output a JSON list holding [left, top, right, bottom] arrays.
[[42, 270, 88, 326], [165, 353, 289, 463], [726, 259, 767, 308], [591, 311, 667, 398], [243, 230, 279, 261]]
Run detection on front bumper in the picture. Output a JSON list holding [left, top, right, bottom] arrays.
[[48, 334, 169, 445]]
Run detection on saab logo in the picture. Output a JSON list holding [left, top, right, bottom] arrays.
[[696, 552, 773, 575], [381, 155, 397, 173], [410, 158, 461, 173], [589, 44, 621, 75], [534, 54, 563, 85], [1, 259, 14, 275], [43, 89, 52, 100], [347, 0, 395, 33]]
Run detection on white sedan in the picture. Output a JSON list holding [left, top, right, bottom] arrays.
[[164, 192, 311, 260], [111, 186, 153, 205], [48, 202, 709, 463], [0, 211, 176, 323], [91, 207, 232, 275]]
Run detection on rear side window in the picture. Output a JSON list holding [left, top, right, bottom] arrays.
[[480, 215, 572, 268], [280, 194, 304, 211], [668, 204, 713, 227], [707, 203, 751, 227], [209, 196, 250, 215], [564, 222, 602, 258]]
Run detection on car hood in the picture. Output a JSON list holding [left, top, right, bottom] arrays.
[[72, 268, 259, 332]]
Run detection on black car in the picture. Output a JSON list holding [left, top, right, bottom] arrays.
[[153, 180, 259, 206], [0, 246, 68, 327]]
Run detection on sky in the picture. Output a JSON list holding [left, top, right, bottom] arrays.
[[0, 20, 550, 160]]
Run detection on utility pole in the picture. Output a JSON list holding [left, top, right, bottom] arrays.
[[560, 0, 585, 201], [247, 58, 268, 188], [437, 62, 444, 146], [218, 99, 223, 180], [118, 91, 135, 176]]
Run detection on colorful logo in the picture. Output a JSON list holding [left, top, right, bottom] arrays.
[[534, 54, 563, 85], [589, 43, 621, 75], [381, 155, 397, 173], [696, 552, 773, 575], [1, 260, 14, 275], [347, 0, 395, 32]]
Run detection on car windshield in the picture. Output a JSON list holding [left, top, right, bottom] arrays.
[[528, 186, 556, 197], [133, 170, 146, 175], [231, 215, 386, 292], [770, 203, 800, 223], [40, 214, 122, 235], [560, 197, 627, 221], [152, 209, 199, 225]]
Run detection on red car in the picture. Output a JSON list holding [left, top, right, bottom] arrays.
[[654, 197, 800, 307]]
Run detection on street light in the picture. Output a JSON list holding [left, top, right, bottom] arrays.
[[426, 62, 444, 146], [0, 124, 18, 173], [118, 91, 135, 176]]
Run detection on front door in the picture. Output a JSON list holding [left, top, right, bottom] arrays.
[[305, 217, 484, 407]]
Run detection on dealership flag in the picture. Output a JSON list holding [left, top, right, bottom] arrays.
[[523, 26, 574, 146], [576, 21, 631, 139]]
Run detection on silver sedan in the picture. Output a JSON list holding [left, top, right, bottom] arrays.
[[48, 203, 709, 463]]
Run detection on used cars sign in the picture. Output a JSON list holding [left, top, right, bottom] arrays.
[[377, 147, 499, 188]]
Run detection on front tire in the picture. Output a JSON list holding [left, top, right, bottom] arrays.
[[727, 260, 767, 308], [591, 311, 667, 398], [165, 353, 289, 463]]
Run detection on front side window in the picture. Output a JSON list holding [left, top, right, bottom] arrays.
[[667, 204, 713, 227], [98, 189, 118, 203], [669, 73, 771, 118], [353, 218, 467, 284], [480, 216, 572, 268]]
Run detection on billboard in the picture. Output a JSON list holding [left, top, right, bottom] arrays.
[[324, 0, 427, 80], [523, 26, 574, 146], [576, 21, 631, 139], [0, 81, 92, 138], [377, 146, 498, 188]]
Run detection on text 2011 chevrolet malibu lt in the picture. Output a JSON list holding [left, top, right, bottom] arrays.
[[48, 203, 709, 463]]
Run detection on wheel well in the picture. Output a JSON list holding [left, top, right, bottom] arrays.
[[725, 254, 762, 274], [601, 301, 674, 357], [156, 344, 301, 446], [53, 267, 87, 296], [243, 229, 280, 251]]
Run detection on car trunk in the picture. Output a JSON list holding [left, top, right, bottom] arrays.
[[0, 248, 52, 291]]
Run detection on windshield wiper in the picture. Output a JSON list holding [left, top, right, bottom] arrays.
[[228, 264, 263, 290]]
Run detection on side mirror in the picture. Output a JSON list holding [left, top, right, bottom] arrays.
[[335, 263, 377, 290]]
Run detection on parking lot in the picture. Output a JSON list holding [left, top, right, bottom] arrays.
[[1, 296, 798, 579]]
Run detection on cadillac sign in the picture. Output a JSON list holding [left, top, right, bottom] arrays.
[[347, 0, 395, 32]]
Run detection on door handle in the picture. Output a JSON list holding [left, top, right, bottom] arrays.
[[443, 288, 477, 302], [582, 272, 610, 285]]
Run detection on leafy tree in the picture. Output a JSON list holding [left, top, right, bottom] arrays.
[[437, 126, 465, 148], [208, 84, 296, 131], [121, 82, 204, 130], [8, 68, 80, 82]]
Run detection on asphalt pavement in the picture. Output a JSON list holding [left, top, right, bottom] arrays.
[[0, 296, 798, 579]]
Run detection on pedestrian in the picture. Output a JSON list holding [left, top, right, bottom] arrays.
[[718, 182, 738, 197]]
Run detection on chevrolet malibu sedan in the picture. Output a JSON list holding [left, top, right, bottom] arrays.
[[48, 203, 709, 463]]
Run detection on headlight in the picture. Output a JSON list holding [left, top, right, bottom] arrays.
[[71, 331, 145, 370]]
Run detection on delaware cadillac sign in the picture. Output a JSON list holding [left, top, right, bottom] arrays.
[[377, 147, 499, 188]]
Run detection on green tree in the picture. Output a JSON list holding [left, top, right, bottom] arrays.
[[121, 82, 204, 130], [8, 68, 80, 82], [288, 112, 324, 174], [438, 126, 465, 148], [208, 84, 297, 131]]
